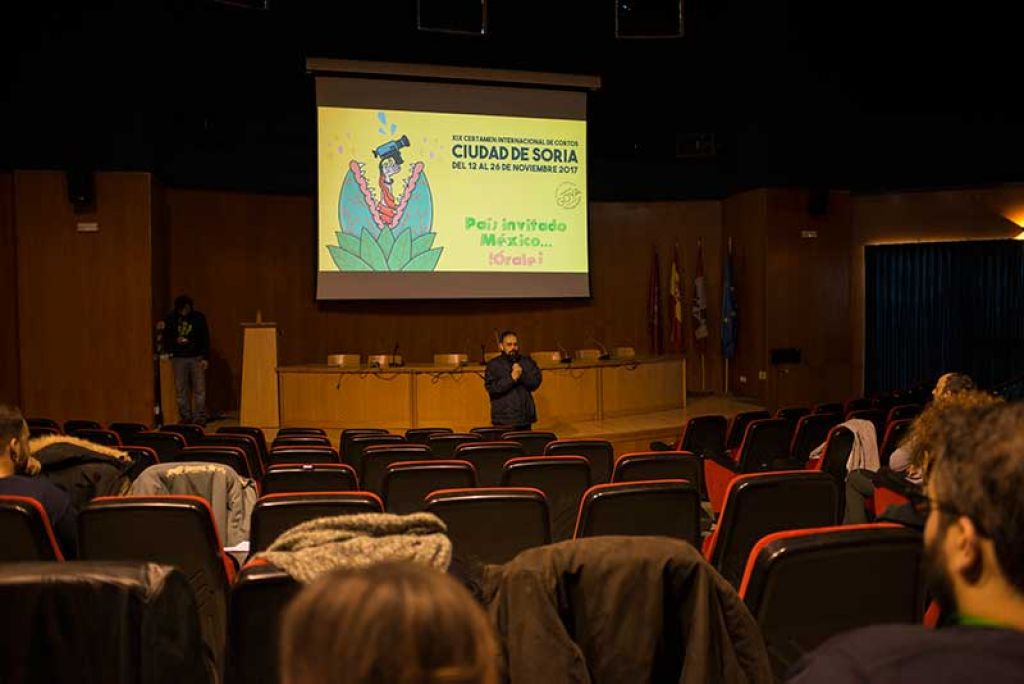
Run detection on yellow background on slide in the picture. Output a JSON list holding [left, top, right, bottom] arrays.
[[318, 107, 588, 273]]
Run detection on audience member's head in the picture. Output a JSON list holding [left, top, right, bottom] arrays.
[[173, 294, 193, 315], [0, 404, 32, 475], [932, 372, 976, 399], [921, 400, 1024, 622], [281, 562, 498, 684], [907, 390, 1002, 474]]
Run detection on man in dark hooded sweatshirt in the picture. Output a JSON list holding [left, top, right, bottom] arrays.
[[164, 294, 210, 426]]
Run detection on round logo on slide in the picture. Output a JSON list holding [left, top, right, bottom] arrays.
[[556, 182, 582, 210]]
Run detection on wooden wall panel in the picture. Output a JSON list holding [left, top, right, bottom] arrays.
[[15, 171, 154, 424], [165, 189, 725, 412], [765, 190, 853, 408], [0, 173, 19, 406]]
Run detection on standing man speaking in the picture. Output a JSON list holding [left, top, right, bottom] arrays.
[[485, 330, 543, 430]]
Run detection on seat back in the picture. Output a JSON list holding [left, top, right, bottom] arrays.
[[726, 411, 771, 450], [0, 561, 209, 684], [612, 451, 701, 490], [789, 413, 842, 465], [887, 404, 921, 423], [879, 419, 913, 468], [79, 495, 232, 679], [846, 409, 887, 447], [676, 414, 727, 461], [775, 406, 810, 423], [228, 561, 301, 684], [502, 456, 590, 542], [405, 427, 453, 444], [427, 433, 481, 459], [249, 492, 383, 552], [815, 425, 855, 514], [267, 446, 340, 466], [740, 524, 924, 677], [345, 434, 406, 474], [276, 427, 326, 437], [261, 464, 358, 495], [544, 439, 614, 484], [734, 419, 794, 473], [0, 496, 64, 561], [180, 446, 253, 479], [71, 428, 122, 448], [842, 397, 872, 414], [382, 460, 477, 514], [64, 419, 101, 433], [122, 445, 160, 480], [161, 423, 206, 445], [469, 426, 514, 442], [425, 488, 550, 564], [123, 431, 186, 462], [217, 426, 269, 472], [27, 417, 60, 431], [812, 402, 843, 415], [340, 429, 391, 462], [200, 434, 263, 479], [574, 480, 701, 546], [29, 426, 60, 439], [109, 422, 149, 439], [706, 472, 837, 587], [501, 430, 556, 456], [271, 434, 332, 449], [454, 441, 524, 486], [360, 444, 433, 495]]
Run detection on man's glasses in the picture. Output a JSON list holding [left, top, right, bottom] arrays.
[[909, 494, 988, 536]]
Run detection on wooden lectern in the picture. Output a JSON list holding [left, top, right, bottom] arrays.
[[240, 319, 280, 428]]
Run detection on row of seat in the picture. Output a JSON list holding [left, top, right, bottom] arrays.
[[0, 451, 924, 683]]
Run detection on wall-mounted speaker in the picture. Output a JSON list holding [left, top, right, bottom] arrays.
[[66, 168, 95, 214], [418, 0, 487, 34], [807, 188, 829, 216], [615, 0, 683, 38], [770, 347, 802, 365]]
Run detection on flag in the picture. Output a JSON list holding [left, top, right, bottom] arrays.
[[668, 243, 685, 354], [722, 241, 738, 359], [648, 246, 663, 355], [692, 239, 709, 352]]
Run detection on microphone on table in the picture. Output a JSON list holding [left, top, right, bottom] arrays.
[[391, 342, 400, 367], [556, 341, 572, 364], [480, 344, 487, 365], [587, 337, 611, 361]]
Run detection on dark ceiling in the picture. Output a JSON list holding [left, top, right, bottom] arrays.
[[3, 0, 1023, 199]]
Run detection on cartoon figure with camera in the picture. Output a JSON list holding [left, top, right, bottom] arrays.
[[374, 134, 409, 227], [328, 115, 444, 272]]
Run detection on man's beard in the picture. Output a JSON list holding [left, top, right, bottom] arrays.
[[924, 531, 957, 617]]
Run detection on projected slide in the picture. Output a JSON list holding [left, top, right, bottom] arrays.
[[317, 106, 588, 299]]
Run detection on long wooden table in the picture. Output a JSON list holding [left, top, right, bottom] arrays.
[[276, 357, 685, 432]]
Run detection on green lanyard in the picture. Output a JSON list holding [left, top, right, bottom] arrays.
[[957, 613, 1002, 628]]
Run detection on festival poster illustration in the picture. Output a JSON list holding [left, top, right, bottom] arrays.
[[318, 107, 588, 273]]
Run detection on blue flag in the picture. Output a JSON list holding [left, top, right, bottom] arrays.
[[721, 248, 737, 359]]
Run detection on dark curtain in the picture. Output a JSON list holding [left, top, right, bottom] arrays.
[[865, 239, 1024, 394]]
